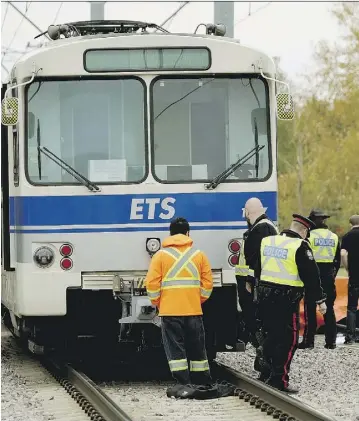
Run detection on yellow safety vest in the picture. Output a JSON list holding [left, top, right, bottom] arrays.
[[308, 228, 338, 263], [235, 219, 279, 278], [235, 238, 252, 277], [260, 235, 304, 287]]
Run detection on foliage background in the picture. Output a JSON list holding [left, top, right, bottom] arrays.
[[276, 2, 359, 236]]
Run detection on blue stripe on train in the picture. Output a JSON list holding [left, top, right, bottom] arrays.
[[9, 191, 277, 227], [10, 225, 249, 234]]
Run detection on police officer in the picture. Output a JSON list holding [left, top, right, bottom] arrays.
[[255, 214, 327, 393], [299, 209, 340, 349], [235, 197, 278, 374]]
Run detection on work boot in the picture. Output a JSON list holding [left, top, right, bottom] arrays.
[[176, 384, 196, 399], [258, 373, 269, 382], [298, 341, 314, 349], [280, 385, 299, 394], [268, 381, 299, 394], [166, 384, 185, 398], [324, 343, 336, 350]]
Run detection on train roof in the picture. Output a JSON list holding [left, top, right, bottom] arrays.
[[10, 20, 276, 78]]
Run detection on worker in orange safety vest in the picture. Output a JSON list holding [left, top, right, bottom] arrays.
[[145, 217, 213, 397]]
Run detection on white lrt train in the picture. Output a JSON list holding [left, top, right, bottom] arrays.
[[1, 20, 293, 356]]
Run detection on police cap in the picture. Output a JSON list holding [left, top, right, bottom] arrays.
[[308, 208, 330, 220], [292, 214, 317, 230]]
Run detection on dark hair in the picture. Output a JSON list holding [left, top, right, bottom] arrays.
[[170, 217, 190, 236]]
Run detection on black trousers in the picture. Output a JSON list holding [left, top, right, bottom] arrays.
[[161, 316, 212, 385], [346, 282, 359, 341], [302, 276, 337, 345], [236, 276, 258, 346], [257, 284, 302, 388]]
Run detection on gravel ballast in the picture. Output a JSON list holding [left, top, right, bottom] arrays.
[[217, 336, 359, 421], [1, 324, 89, 421], [3, 321, 358, 421]]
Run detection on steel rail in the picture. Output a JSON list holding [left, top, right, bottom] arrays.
[[213, 362, 337, 421], [44, 359, 135, 421]]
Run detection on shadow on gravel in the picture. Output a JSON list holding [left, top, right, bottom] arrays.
[[71, 348, 173, 383]]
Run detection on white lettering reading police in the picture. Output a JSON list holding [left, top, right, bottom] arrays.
[[130, 197, 176, 220], [314, 238, 335, 247], [263, 245, 288, 260]]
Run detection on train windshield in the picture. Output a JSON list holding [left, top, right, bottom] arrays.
[[151, 77, 271, 183], [26, 78, 146, 185]]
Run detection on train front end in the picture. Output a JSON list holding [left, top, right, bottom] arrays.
[[1, 21, 293, 355]]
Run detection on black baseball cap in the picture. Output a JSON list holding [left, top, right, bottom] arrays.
[[308, 209, 330, 220]]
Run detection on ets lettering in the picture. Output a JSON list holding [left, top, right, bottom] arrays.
[[130, 197, 176, 220]]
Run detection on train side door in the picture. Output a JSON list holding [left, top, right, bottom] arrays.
[[1, 83, 13, 271]]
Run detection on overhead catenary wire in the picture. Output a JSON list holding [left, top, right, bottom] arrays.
[[157, 1, 190, 30], [5, 2, 32, 50], [51, 2, 63, 25], [2, 1, 33, 65], [7, 2, 50, 40], [234, 2, 272, 27], [2, 2, 9, 27]]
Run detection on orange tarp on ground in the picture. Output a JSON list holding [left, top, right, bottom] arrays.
[[299, 276, 357, 335]]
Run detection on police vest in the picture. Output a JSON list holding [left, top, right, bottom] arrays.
[[308, 228, 338, 263], [260, 235, 304, 287], [235, 218, 279, 278]]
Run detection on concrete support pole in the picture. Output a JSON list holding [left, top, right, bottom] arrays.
[[214, 2, 234, 38], [90, 2, 105, 20]]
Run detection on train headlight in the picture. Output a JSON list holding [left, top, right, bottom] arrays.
[[146, 238, 161, 256], [33, 246, 55, 269]]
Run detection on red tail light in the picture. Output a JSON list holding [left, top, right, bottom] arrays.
[[60, 243, 73, 257], [60, 257, 73, 270], [228, 254, 239, 267], [228, 239, 240, 253]]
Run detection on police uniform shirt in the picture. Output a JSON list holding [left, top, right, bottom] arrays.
[[255, 229, 326, 304], [244, 214, 278, 276]]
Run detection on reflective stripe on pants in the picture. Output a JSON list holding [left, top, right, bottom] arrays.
[[161, 315, 212, 385]]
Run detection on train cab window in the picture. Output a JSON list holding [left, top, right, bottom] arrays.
[[151, 77, 271, 183], [26, 78, 146, 185]]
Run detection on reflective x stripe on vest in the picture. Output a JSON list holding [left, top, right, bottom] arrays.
[[260, 235, 304, 287], [161, 246, 204, 294], [309, 229, 338, 263]]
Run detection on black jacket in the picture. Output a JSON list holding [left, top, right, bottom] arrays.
[[255, 229, 326, 304], [244, 214, 278, 273]]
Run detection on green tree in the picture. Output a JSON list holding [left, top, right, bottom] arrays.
[[277, 2, 359, 234]]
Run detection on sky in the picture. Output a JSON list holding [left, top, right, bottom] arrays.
[[1, 1, 342, 88]]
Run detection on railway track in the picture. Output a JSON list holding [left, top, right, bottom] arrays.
[[2, 324, 338, 421], [41, 359, 337, 421]]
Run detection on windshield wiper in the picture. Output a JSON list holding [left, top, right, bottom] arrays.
[[38, 146, 100, 192], [205, 144, 265, 190], [154, 78, 215, 122], [36, 119, 42, 180]]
